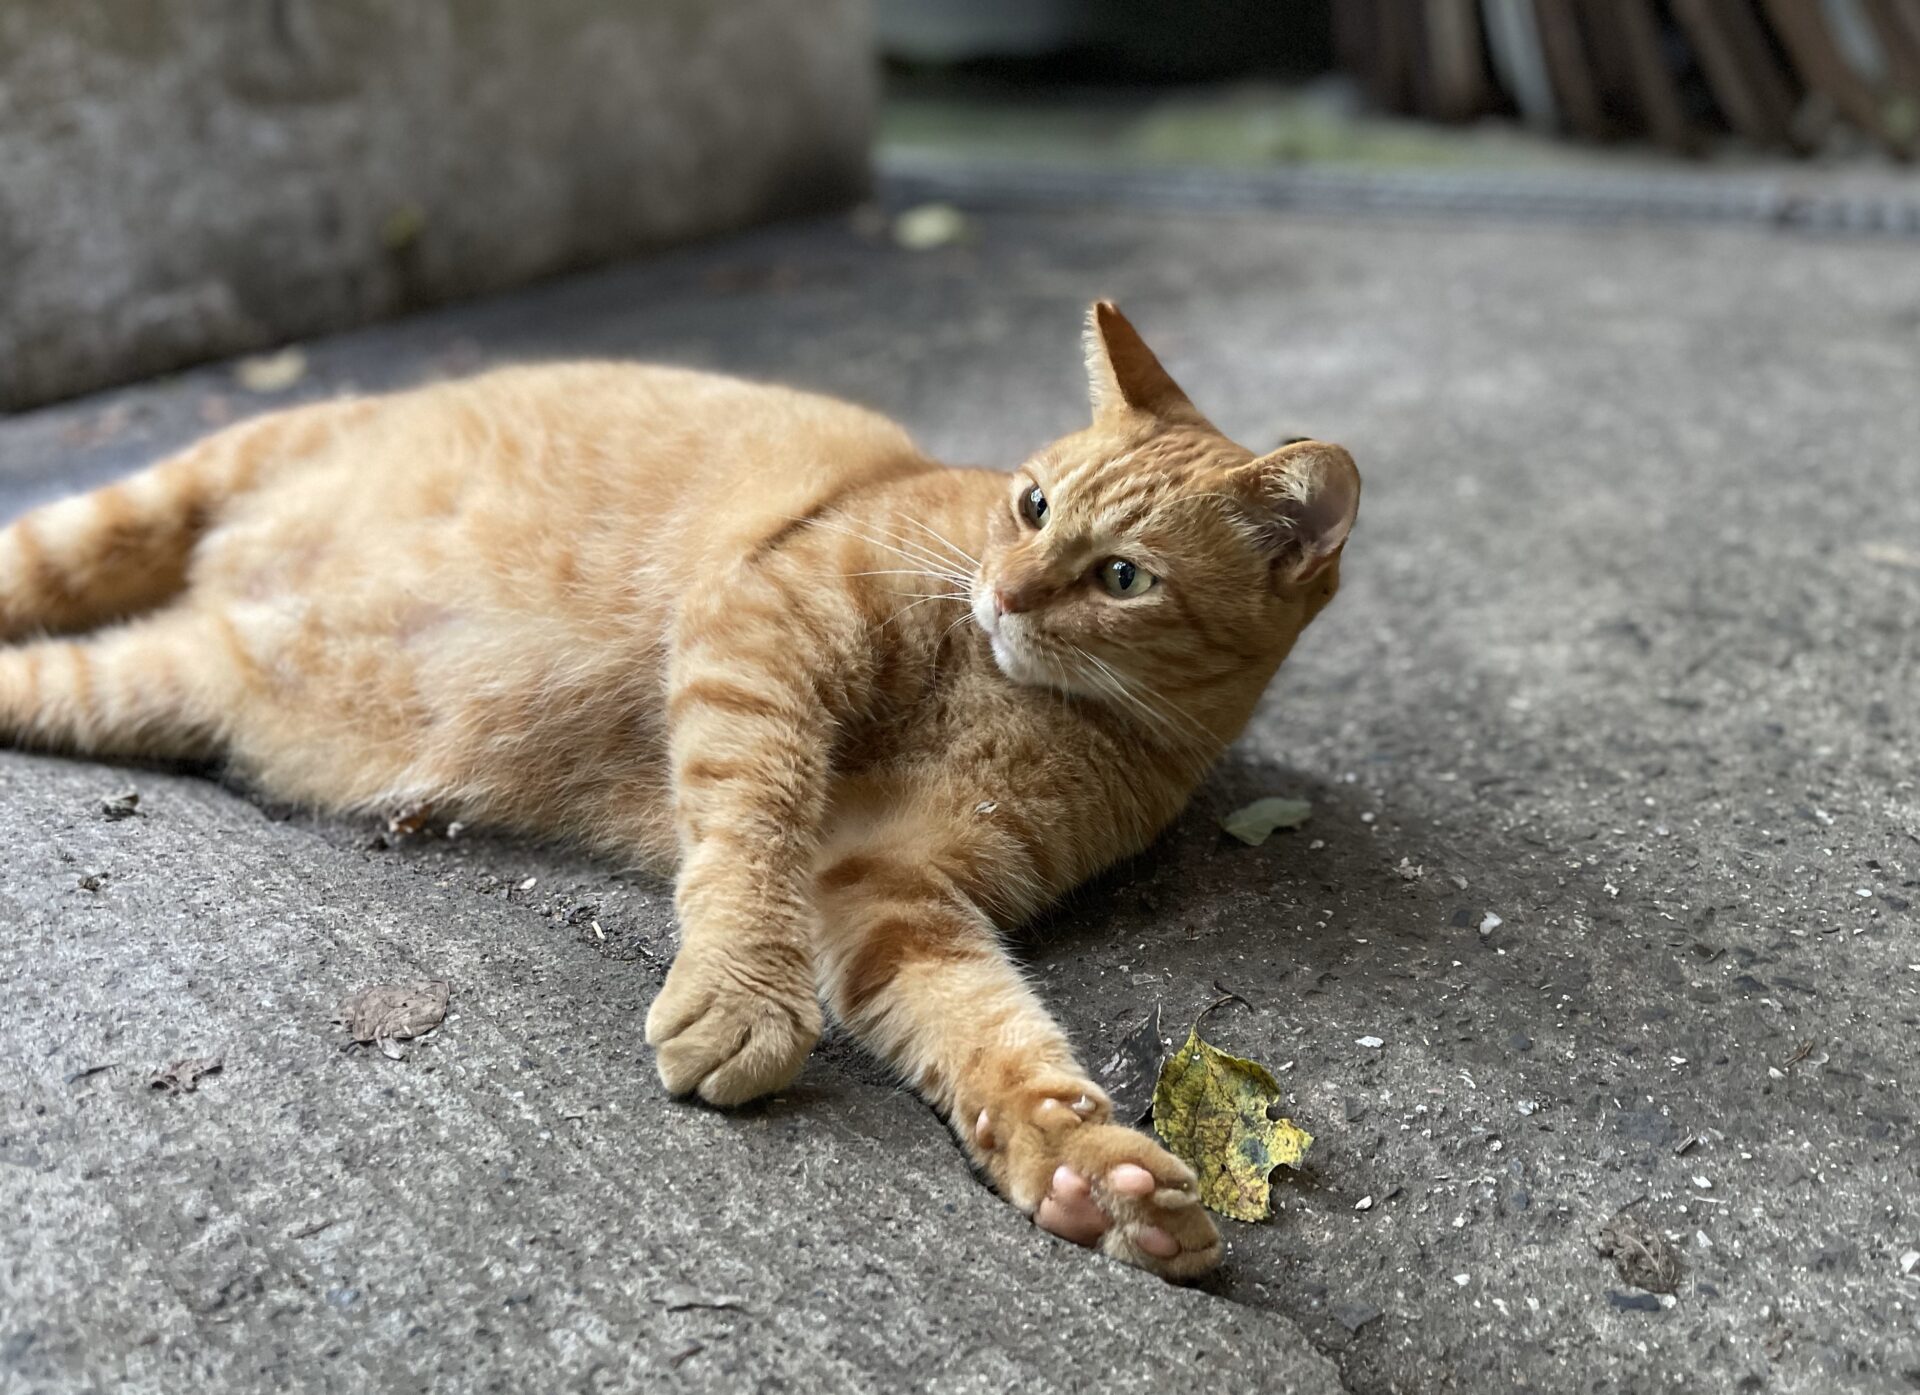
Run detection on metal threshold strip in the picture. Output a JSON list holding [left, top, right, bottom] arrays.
[[881, 151, 1920, 238]]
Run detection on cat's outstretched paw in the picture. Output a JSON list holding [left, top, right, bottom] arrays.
[[975, 1079, 1223, 1281], [645, 945, 821, 1106]]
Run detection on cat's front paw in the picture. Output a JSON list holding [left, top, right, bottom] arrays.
[[974, 1077, 1223, 1281], [645, 942, 821, 1106]]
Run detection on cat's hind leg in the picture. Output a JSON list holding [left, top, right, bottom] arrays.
[[0, 400, 371, 641], [0, 609, 244, 761]]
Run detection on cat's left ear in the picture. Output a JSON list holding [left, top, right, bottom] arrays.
[[1083, 301, 1209, 427], [1231, 440, 1361, 591]]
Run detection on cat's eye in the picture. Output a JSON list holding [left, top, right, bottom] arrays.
[[1099, 557, 1155, 598], [1019, 484, 1048, 528]]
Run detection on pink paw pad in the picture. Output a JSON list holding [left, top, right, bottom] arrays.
[[1033, 1163, 1183, 1257]]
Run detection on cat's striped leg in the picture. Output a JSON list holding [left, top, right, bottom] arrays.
[[0, 610, 241, 760], [645, 569, 853, 1105], [813, 836, 1223, 1281], [0, 400, 370, 641]]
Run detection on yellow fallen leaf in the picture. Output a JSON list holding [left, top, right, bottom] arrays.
[[1151, 1025, 1312, 1221]]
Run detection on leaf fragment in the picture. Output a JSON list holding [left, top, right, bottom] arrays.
[[1151, 1026, 1312, 1221], [1219, 797, 1311, 846], [149, 1055, 223, 1093], [335, 980, 450, 1057], [235, 347, 307, 393]]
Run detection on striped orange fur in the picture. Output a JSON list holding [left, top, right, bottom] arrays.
[[0, 303, 1358, 1280]]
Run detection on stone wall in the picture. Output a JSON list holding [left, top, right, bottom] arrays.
[[0, 1, 874, 409]]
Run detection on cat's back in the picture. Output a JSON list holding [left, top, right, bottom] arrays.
[[214, 360, 924, 575]]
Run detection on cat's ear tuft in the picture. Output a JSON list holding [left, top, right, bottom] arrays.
[[1232, 440, 1361, 591], [1083, 301, 1204, 425]]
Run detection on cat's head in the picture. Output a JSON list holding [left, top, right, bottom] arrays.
[[971, 302, 1359, 750]]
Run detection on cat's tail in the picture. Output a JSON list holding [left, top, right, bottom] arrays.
[[0, 399, 369, 642]]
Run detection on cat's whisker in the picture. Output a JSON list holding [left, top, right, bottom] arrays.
[[898, 515, 980, 570], [1069, 647, 1216, 766], [799, 516, 974, 589], [881, 592, 971, 629]]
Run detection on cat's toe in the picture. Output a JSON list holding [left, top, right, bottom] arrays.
[[646, 961, 821, 1106], [1061, 1126, 1224, 1280], [1034, 1165, 1109, 1245], [1098, 1178, 1222, 1280]]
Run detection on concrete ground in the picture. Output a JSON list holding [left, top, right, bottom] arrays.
[[3, 194, 1917, 1394]]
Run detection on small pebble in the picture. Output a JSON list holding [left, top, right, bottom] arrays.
[[1478, 912, 1503, 936], [518, 877, 537, 891], [1691, 1175, 1712, 1190], [1900, 1250, 1919, 1275], [1354, 1195, 1374, 1211], [1451, 1273, 1470, 1287], [1356, 1035, 1384, 1049], [1516, 1099, 1539, 1116]]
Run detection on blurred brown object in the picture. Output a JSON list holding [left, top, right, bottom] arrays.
[[1337, 0, 1920, 157]]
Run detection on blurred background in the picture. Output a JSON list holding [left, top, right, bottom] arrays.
[[4, 0, 1917, 413]]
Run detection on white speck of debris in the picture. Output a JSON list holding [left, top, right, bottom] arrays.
[[1525, 1296, 1539, 1313], [1489, 1139, 1503, 1153], [446, 821, 467, 839], [1697, 1230, 1713, 1249], [518, 877, 537, 891], [1660, 1294, 1678, 1309], [1354, 1196, 1374, 1211], [1395, 858, 1424, 881], [235, 347, 308, 393], [1900, 1250, 1920, 1275], [1604, 883, 1620, 898], [1356, 1036, 1385, 1049], [1309, 839, 1326, 850], [1768, 1066, 1786, 1079], [1516, 1099, 1539, 1116], [975, 800, 998, 815], [1449, 874, 1469, 890], [1654, 825, 1670, 837], [1855, 888, 1873, 898], [1360, 811, 1377, 824], [892, 202, 969, 250], [1451, 1273, 1471, 1287], [1813, 807, 1834, 825], [1478, 912, 1502, 936], [1692, 1175, 1713, 1190]]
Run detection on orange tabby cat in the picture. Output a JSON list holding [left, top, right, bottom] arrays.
[[0, 304, 1357, 1279]]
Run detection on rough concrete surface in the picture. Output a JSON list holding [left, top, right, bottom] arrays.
[[2, 201, 1918, 1393], [0, 0, 872, 409]]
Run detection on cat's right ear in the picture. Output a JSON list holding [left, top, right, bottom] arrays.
[[1083, 301, 1207, 427], [1230, 440, 1361, 592]]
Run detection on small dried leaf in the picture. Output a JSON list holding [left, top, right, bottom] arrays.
[[1219, 797, 1311, 846], [385, 801, 435, 837], [1095, 1005, 1164, 1125], [1597, 1210, 1686, 1294], [100, 789, 141, 821], [235, 348, 307, 393], [336, 981, 449, 1047], [149, 1055, 223, 1093], [1151, 1026, 1312, 1221]]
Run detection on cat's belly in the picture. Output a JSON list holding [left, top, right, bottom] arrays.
[[197, 517, 678, 859]]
